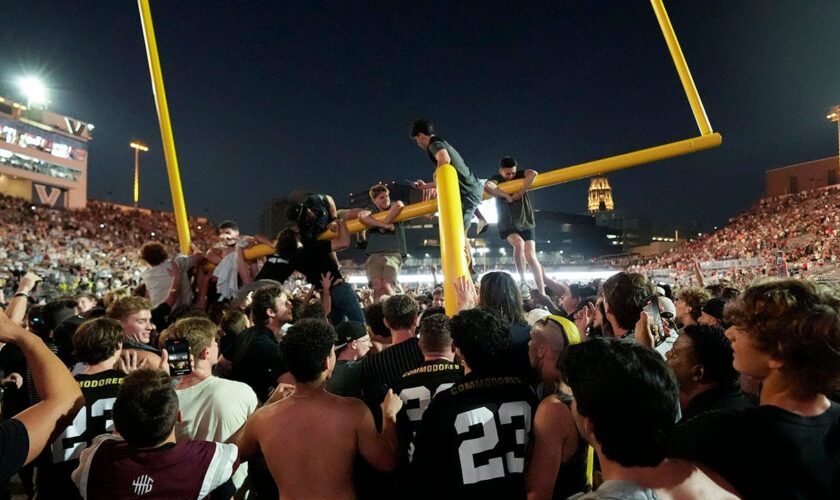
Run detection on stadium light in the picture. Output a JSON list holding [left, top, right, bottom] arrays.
[[130, 141, 149, 152], [17, 76, 48, 108], [130, 140, 149, 207]]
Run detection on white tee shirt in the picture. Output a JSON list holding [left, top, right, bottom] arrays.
[[175, 376, 258, 489], [142, 255, 196, 308]]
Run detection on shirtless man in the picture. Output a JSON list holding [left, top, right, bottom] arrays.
[[235, 319, 402, 499]]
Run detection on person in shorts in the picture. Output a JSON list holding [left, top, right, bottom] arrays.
[[360, 184, 407, 300], [484, 156, 545, 296]]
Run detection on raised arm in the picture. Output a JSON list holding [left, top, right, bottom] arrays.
[[693, 260, 706, 287], [0, 310, 84, 466], [161, 261, 185, 307], [530, 289, 565, 316], [542, 273, 569, 299], [5, 272, 42, 326], [413, 179, 437, 189], [355, 390, 401, 472], [320, 272, 333, 318]]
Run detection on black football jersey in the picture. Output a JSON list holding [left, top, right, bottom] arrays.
[[393, 359, 463, 465], [36, 369, 124, 499], [410, 372, 539, 499]]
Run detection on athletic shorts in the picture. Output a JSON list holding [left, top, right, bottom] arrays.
[[365, 253, 402, 283], [500, 228, 535, 241]]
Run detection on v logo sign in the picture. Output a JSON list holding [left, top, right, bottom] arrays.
[[34, 184, 62, 207]]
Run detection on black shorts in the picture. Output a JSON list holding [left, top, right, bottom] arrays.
[[500, 228, 535, 241]]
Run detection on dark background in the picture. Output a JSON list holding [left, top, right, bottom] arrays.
[[1, 0, 838, 234]]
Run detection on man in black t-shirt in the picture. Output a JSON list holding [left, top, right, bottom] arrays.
[[286, 193, 338, 243], [393, 314, 463, 467], [484, 157, 545, 295], [286, 193, 342, 277], [229, 285, 291, 403], [359, 295, 424, 414], [36, 318, 126, 499], [267, 219, 364, 324], [411, 309, 539, 499]]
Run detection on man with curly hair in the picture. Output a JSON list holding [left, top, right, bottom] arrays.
[[670, 279, 840, 499], [411, 308, 539, 498], [673, 286, 711, 328]]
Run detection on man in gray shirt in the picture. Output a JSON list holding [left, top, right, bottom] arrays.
[[411, 119, 484, 268], [484, 156, 545, 295], [359, 184, 406, 301]]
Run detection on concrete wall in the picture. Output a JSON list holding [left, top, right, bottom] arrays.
[[765, 156, 839, 197], [0, 173, 31, 200]]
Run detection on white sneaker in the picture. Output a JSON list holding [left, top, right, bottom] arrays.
[[476, 219, 489, 236]]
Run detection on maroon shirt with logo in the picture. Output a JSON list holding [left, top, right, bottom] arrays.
[[72, 434, 238, 499]]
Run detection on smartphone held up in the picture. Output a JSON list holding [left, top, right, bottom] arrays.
[[164, 338, 192, 376], [641, 294, 665, 347]]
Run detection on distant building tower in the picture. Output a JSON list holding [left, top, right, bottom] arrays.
[[588, 176, 615, 213]]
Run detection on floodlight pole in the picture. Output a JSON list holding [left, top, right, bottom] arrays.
[[130, 141, 149, 207]]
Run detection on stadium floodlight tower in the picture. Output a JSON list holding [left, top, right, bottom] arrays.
[[17, 76, 48, 109], [130, 140, 149, 207], [828, 105, 840, 174]]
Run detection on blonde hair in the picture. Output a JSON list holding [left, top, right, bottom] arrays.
[[159, 317, 217, 359]]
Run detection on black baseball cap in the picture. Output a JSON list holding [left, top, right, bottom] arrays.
[[334, 320, 368, 349]]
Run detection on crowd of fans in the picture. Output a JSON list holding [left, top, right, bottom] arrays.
[[0, 194, 217, 300], [634, 184, 840, 285], [0, 174, 839, 499]]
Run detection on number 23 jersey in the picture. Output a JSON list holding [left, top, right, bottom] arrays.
[[410, 372, 539, 499]]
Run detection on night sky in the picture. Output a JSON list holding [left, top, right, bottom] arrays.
[[2, 1, 838, 234]]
